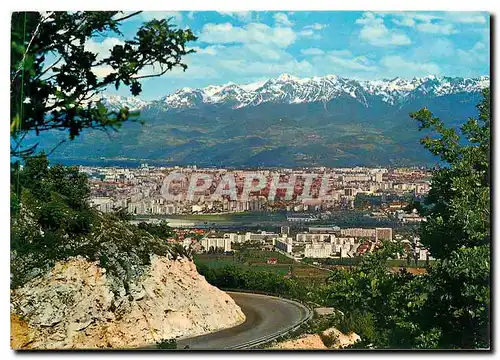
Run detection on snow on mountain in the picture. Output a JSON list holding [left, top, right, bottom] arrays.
[[99, 94, 150, 111], [239, 79, 267, 92], [101, 74, 490, 111]]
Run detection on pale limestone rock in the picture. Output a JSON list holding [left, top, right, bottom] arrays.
[[270, 334, 328, 350], [270, 327, 361, 350], [11, 255, 245, 349], [322, 327, 361, 349]]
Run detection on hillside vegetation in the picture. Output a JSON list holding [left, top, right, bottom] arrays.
[[10, 155, 191, 290]]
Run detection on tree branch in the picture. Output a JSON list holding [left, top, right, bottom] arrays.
[[11, 11, 54, 85], [35, 54, 63, 81], [113, 11, 143, 23]]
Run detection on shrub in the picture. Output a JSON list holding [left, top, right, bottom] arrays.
[[156, 338, 177, 349]]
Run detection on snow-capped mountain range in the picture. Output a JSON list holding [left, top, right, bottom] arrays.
[[50, 73, 489, 167], [101, 74, 490, 111]]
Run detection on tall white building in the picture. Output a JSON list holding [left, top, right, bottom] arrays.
[[304, 243, 333, 258], [201, 238, 232, 252]]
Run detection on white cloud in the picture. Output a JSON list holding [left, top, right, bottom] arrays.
[[392, 17, 415, 27], [381, 11, 487, 25], [159, 63, 220, 79], [388, 12, 486, 35], [445, 12, 487, 24], [384, 12, 439, 25], [329, 49, 353, 57], [413, 38, 455, 58], [457, 41, 488, 65], [222, 59, 314, 77], [155, 38, 317, 83], [304, 23, 328, 30], [91, 66, 114, 79], [274, 13, 294, 27], [327, 51, 377, 71], [300, 48, 325, 55], [199, 22, 297, 48], [355, 12, 383, 26], [245, 43, 288, 61], [189, 45, 224, 56], [298, 29, 315, 37], [85, 37, 125, 61], [218, 11, 253, 23], [356, 12, 411, 47], [297, 23, 328, 39], [472, 42, 486, 51], [380, 55, 440, 75], [416, 22, 456, 35]]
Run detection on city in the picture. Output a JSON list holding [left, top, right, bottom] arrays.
[[85, 165, 430, 216], [82, 165, 433, 265]]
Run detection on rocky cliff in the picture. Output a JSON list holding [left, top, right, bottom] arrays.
[[270, 327, 361, 350], [11, 255, 245, 349]]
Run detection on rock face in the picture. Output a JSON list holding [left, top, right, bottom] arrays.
[[10, 255, 245, 349], [270, 327, 360, 350], [271, 334, 328, 350], [322, 327, 361, 349]]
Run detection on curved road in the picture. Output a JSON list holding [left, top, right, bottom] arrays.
[[175, 292, 311, 350]]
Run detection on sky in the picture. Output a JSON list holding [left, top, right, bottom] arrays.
[[90, 11, 490, 100]]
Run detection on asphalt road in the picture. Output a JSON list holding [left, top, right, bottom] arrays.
[[174, 291, 311, 350]]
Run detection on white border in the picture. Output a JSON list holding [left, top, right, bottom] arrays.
[[1, 1, 497, 359]]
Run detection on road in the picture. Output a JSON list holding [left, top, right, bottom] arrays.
[[174, 291, 311, 350]]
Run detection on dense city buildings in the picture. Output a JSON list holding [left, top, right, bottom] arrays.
[[80, 165, 433, 261], [198, 226, 431, 260], [83, 165, 431, 217]]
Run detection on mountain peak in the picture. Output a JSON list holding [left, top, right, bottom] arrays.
[[277, 73, 299, 82], [102, 74, 489, 111]]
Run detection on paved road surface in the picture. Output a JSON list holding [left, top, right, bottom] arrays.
[[174, 291, 310, 350]]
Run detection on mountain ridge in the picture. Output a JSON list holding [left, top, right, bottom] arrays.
[[33, 73, 489, 168], [102, 73, 490, 111]]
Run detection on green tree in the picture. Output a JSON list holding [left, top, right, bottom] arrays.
[[406, 88, 491, 349], [136, 220, 175, 240], [11, 11, 196, 156], [409, 89, 490, 258], [11, 153, 94, 236]]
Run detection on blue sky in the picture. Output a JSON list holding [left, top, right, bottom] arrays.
[[90, 11, 490, 100]]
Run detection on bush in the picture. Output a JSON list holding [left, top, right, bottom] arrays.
[[156, 338, 177, 349], [10, 155, 185, 290]]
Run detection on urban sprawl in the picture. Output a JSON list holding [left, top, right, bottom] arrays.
[[83, 165, 433, 262]]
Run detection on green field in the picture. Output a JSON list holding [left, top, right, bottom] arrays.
[[302, 257, 434, 268], [194, 250, 293, 266], [193, 250, 330, 279]]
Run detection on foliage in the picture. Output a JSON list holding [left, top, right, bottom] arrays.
[[156, 338, 177, 349], [195, 262, 309, 301], [407, 88, 490, 348], [409, 89, 490, 258], [136, 221, 175, 240], [111, 207, 133, 221], [11, 11, 196, 156], [10, 154, 183, 289], [11, 153, 94, 238], [415, 246, 490, 348]]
